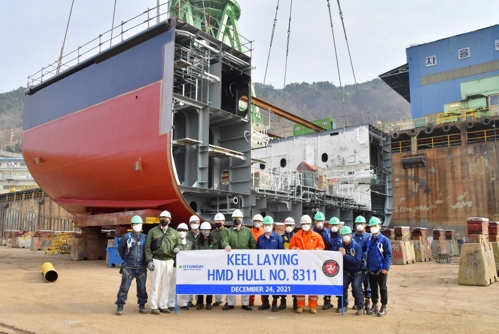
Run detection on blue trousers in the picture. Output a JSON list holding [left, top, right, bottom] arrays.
[[115, 267, 148, 306], [343, 271, 365, 308]]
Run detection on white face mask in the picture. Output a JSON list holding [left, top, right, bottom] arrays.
[[285, 226, 294, 233], [331, 226, 338, 233], [253, 222, 261, 229], [343, 235, 351, 243], [178, 231, 187, 239], [302, 224, 311, 232], [264, 226, 273, 233], [370, 227, 380, 235], [190, 223, 200, 230], [356, 224, 365, 232], [132, 224, 142, 232], [202, 231, 210, 237], [316, 222, 323, 230]]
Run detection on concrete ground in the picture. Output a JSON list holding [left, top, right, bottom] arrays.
[[0, 246, 497, 334]]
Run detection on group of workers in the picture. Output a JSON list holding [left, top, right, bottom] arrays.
[[114, 210, 392, 317]]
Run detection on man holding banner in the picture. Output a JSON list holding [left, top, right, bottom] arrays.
[[289, 214, 325, 314], [221, 209, 257, 311]]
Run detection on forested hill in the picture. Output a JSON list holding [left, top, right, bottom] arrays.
[[0, 79, 410, 149]]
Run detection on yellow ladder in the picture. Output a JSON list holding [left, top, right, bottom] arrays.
[[45, 232, 73, 255]]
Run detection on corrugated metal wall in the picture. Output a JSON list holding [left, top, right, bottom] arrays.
[[391, 141, 499, 237], [407, 25, 499, 118]]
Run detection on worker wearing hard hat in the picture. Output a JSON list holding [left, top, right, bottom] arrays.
[[256, 216, 284, 312], [313, 211, 332, 309], [328, 217, 344, 312], [339, 226, 365, 316], [365, 217, 392, 317], [196, 221, 219, 310], [289, 214, 325, 314], [281, 217, 297, 310], [353, 215, 372, 313], [221, 209, 257, 311], [145, 210, 182, 315], [172, 223, 197, 311], [211, 212, 227, 307], [187, 215, 201, 248], [249, 213, 265, 307], [115, 215, 148, 315]]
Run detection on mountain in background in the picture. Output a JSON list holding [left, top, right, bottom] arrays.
[[0, 79, 410, 149]]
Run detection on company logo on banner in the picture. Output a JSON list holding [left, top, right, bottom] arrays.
[[176, 250, 343, 296]]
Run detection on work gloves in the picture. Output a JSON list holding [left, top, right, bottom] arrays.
[[147, 262, 155, 271]]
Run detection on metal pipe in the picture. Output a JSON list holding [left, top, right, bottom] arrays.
[[41, 262, 58, 283]]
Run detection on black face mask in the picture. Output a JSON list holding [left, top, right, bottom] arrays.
[[160, 219, 169, 226], [214, 223, 223, 229], [232, 219, 242, 226]]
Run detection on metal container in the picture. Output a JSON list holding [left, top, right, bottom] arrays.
[[467, 217, 489, 235]]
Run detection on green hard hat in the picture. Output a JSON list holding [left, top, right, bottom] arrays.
[[369, 217, 382, 227], [314, 212, 325, 221], [340, 226, 352, 235], [329, 217, 340, 225], [354, 215, 366, 224], [263, 216, 274, 225], [131, 215, 143, 224]]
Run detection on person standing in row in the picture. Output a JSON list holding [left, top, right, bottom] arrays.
[[365, 217, 392, 317], [281, 217, 296, 310], [328, 217, 344, 312], [211, 212, 227, 307], [185, 215, 201, 307], [196, 222, 219, 310], [289, 215, 325, 314], [312, 211, 332, 310], [221, 209, 256, 311], [174, 223, 197, 311], [145, 210, 181, 315], [339, 226, 365, 316], [353, 215, 372, 313], [115, 215, 148, 315], [256, 216, 284, 312], [250, 214, 265, 307]]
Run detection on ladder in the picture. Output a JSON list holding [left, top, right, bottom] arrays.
[[45, 232, 73, 255]]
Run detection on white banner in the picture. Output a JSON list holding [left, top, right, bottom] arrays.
[[176, 250, 343, 296]]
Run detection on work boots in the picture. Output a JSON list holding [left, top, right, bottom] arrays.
[[278, 299, 286, 310], [322, 298, 332, 310], [271, 300, 278, 312], [138, 304, 147, 314], [336, 303, 343, 313], [364, 298, 371, 314], [115, 305, 124, 316], [258, 302, 270, 310], [377, 305, 387, 317], [355, 306, 363, 316], [366, 303, 378, 315]]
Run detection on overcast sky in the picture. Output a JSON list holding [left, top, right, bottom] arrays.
[[1, 0, 499, 94]]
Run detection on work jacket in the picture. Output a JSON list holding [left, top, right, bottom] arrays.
[[173, 237, 196, 267], [145, 225, 181, 263], [289, 229, 325, 250], [313, 226, 332, 249], [197, 235, 219, 250], [341, 239, 364, 273], [251, 226, 265, 242], [256, 232, 284, 250], [221, 226, 257, 249], [187, 230, 201, 248], [211, 227, 227, 249], [118, 232, 146, 269], [282, 231, 295, 249], [365, 233, 392, 272], [329, 232, 343, 251]]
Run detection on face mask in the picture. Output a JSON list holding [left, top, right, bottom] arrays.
[[160, 219, 169, 226], [331, 226, 338, 233], [264, 226, 273, 233], [356, 224, 365, 232], [253, 222, 261, 229], [178, 231, 187, 239], [214, 223, 223, 229], [202, 231, 210, 237], [285, 226, 294, 233], [132, 224, 142, 232], [370, 227, 380, 235], [343, 235, 351, 243], [233, 219, 242, 226], [316, 222, 323, 230], [190, 223, 200, 230], [302, 224, 311, 232]]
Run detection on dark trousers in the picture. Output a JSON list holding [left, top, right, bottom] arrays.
[[115, 267, 148, 306], [344, 271, 365, 308], [197, 295, 213, 305], [280, 295, 296, 303], [363, 276, 371, 298], [368, 271, 388, 305], [262, 295, 279, 303]]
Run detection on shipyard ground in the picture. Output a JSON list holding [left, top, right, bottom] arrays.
[[0, 247, 497, 334]]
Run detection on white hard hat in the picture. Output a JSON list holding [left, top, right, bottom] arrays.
[[214, 213, 225, 221], [160, 210, 171, 218], [232, 209, 243, 218], [200, 222, 212, 230], [300, 215, 312, 224], [189, 215, 200, 223], [253, 214, 263, 221], [284, 217, 295, 225], [177, 223, 188, 230]]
